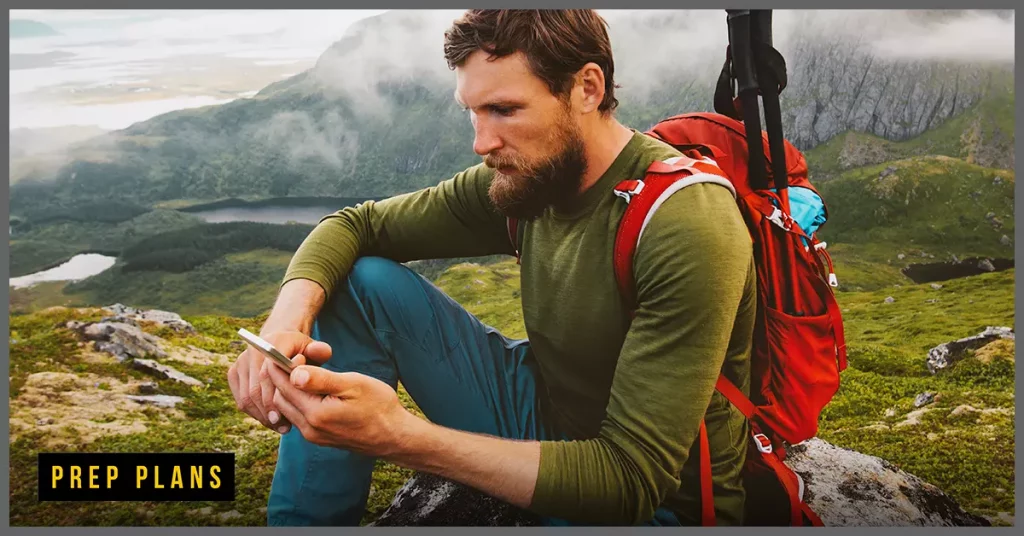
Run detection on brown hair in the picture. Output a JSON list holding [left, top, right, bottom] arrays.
[[443, 9, 619, 115]]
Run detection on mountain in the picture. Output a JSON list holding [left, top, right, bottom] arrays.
[[9, 19, 60, 39], [8, 10, 1014, 220]]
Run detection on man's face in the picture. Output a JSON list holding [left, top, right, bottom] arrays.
[[455, 50, 588, 220]]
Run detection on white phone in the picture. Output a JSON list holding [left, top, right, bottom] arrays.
[[238, 328, 296, 372]]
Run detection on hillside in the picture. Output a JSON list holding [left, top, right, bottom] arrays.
[[7, 260, 1014, 526], [804, 72, 1015, 180], [813, 156, 1014, 291]]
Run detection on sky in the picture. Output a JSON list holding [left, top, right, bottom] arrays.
[[9, 9, 388, 130], [9, 9, 1015, 132]]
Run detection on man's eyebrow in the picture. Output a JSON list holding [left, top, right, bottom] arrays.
[[453, 96, 525, 111]]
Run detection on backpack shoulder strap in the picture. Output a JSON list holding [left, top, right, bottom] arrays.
[[506, 217, 523, 264], [612, 154, 736, 311]]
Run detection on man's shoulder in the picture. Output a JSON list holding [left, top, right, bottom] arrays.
[[633, 131, 684, 166]]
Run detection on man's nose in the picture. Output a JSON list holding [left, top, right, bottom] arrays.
[[472, 117, 503, 156]]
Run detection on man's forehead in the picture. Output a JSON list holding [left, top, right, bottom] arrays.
[[454, 51, 546, 107]]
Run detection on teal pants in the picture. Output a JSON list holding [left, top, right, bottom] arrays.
[[266, 256, 681, 526]]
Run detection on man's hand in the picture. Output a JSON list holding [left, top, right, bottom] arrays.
[[227, 330, 332, 434], [263, 356, 412, 457], [264, 358, 541, 511]]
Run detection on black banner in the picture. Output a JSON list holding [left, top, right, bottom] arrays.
[[38, 452, 235, 502]]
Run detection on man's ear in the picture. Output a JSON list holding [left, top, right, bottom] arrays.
[[576, 62, 606, 114]]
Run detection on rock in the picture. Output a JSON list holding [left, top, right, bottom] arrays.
[[985, 211, 996, 220], [913, 392, 936, 408], [925, 299, 939, 304], [138, 382, 160, 394], [371, 472, 541, 526], [897, 253, 906, 260], [784, 439, 989, 526], [993, 176, 1003, 185], [36, 417, 55, 425], [73, 321, 166, 361], [131, 359, 204, 387], [102, 303, 196, 333], [125, 395, 186, 409], [926, 326, 1015, 374], [951, 254, 959, 263], [218, 510, 243, 522], [884, 296, 895, 304], [1000, 235, 1012, 247], [989, 217, 1003, 229], [930, 283, 943, 290], [370, 438, 988, 526], [878, 166, 897, 179]]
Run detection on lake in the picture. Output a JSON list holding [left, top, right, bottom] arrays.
[[179, 197, 382, 225], [9, 253, 118, 289], [185, 205, 343, 225]]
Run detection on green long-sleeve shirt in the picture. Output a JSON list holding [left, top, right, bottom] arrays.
[[283, 131, 756, 526]]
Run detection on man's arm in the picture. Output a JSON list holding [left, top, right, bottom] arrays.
[[283, 163, 514, 300], [387, 416, 541, 509]]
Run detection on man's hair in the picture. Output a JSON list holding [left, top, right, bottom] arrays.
[[443, 9, 619, 115]]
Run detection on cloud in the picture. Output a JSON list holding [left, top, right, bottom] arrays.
[[247, 109, 359, 169]]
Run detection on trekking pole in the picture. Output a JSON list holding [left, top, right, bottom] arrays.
[[724, 10, 768, 192], [750, 10, 791, 216]]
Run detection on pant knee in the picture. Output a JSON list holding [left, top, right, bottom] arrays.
[[348, 256, 412, 295]]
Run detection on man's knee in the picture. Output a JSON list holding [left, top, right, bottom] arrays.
[[348, 256, 411, 294]]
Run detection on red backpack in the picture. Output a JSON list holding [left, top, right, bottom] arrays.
[[507, 111, 848, 526]]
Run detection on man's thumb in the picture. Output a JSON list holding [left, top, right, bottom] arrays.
[[291, 366, 348, 396], [303, 340, 333, 364]]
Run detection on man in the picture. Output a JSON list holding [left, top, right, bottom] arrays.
[[228, 9, 756, 527]]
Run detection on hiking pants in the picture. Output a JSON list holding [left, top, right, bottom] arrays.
[[266, 256, 682, 526]]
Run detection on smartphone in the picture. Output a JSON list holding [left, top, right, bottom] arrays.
[[238, 328, 296, 372]]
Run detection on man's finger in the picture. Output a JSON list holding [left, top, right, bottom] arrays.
[[266, 356, 320, 416], [289, 366, 356, 397], [227, 364, 244, 410], [272, 388, 310, 438], [259, 360, 290, 432], [248, 351, 270, 422], [301, 340, 333, 365]]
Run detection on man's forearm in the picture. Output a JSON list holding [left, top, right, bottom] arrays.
[[261, 278, 327, 336], [387, 412, 541, 509]]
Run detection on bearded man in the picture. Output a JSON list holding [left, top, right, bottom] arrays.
[[228, 9, 756, 527]]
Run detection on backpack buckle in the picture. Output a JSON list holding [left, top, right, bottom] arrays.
[[766, 207, 793, 231], [613, 180, 645, 203], [752, 433, 773, 454]]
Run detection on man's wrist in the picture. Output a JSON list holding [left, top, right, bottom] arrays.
[[261, 278, 326, 336]]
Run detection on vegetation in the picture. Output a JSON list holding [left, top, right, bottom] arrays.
[[7, 260, 1014, 526]]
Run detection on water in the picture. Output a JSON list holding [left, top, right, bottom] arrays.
[[187, 205, 344, 225], [9, 253, 117, 289]]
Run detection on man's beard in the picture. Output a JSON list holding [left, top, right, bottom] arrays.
[[484, 119, 588, 221]]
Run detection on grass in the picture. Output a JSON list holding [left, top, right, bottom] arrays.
[[8, 258, 1014, 526]]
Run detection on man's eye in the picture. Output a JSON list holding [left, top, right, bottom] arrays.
[[492, 106, 516, 117]]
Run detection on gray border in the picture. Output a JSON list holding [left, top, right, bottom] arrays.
[[4, 1, 1020, 534]]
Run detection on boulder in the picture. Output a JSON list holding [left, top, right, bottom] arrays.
[[102, 303, 196, 333], [131, 359, 204, 387], [370, 438, 988, 527], [67, 321, 167, 361], [926, 326, 1015, 374], [124, 395, 186, 409]]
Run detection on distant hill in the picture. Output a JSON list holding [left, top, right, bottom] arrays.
[[10, 19, 60, 38]]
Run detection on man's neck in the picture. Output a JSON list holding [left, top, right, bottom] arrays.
[[577, 118, 635, 195]]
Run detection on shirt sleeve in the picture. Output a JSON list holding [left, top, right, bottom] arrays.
[[282, 163, 515, 298], [528, 182, 756, 525]]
